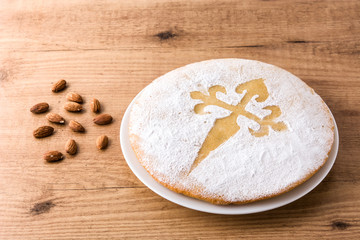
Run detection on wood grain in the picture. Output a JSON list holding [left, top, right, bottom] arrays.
[[0, 0, 359, 239]]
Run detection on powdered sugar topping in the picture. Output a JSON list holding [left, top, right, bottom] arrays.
[[129, 59, 334, 203]]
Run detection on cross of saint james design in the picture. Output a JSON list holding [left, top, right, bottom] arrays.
[[189, 78, 287, 173]]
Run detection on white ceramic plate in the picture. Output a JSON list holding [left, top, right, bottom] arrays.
[[120, 92, 339, 215]]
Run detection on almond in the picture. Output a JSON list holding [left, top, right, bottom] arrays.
[[64, 102, 82, 112], [33, 126, 54, 138], [69, 120, 85, 132], [44, 151, 63, 162], [90, 98, 101, 113], [66, 92, 83, 103], [46, 113, 65, 124], [52, 79, 67, 92], [65, 139, 77, 155], [93, 114, 112, 125], [30, 102, 49, 114], [96, 135, 108, 150]]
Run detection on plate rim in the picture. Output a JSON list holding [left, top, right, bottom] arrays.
[[120, 91, 339, 215]]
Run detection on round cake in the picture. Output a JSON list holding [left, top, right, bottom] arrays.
[[129, 59, 334, 204]]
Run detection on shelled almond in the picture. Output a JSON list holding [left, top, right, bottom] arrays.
[[69, 120, 85, 132], [90, 98, 101, 113], [52, 79, 67, 92], [44, 151, 63, 162], [65, 139, 77, 155], [30, 102, 49, 114], [93, 114, 112, 125], [96, 135, 108, 150], [66, 92, 83, 103], [33, 126, 54, 138], [46, 113, 65, 124], [64, 102, 82, 112]]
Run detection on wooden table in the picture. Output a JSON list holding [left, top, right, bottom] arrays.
[[0, 0, 359, 239]]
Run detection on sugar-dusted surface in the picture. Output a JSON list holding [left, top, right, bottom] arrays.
[[129, 59, 334, 203]]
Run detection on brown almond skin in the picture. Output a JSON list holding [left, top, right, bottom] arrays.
[[91, 98, 101, 113], [65, 139, 77, 155], [44, 151, 63, 162], [46, 113, 65, 124], [33, 126, 54, 138], [30, 102, 49, 114], [64, 102, 82, 112], [93, 114, 112, 125], [69, 120, 85, 132], [66, 92, 83, 103], [96, 135, 108, 150], [52, 79, 67, 93]]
